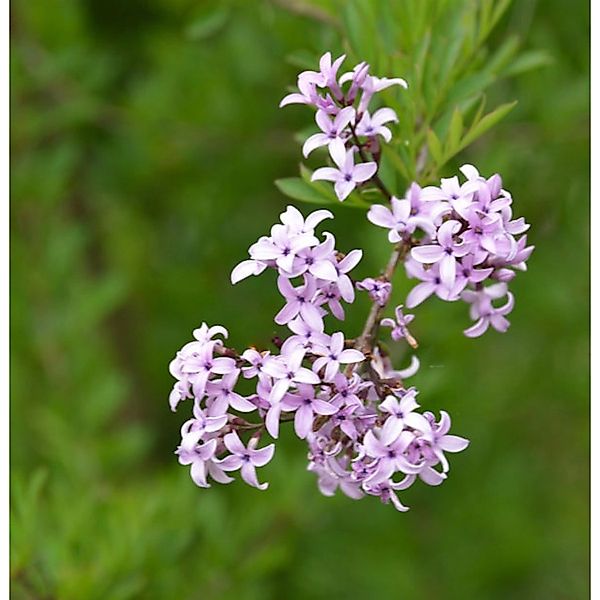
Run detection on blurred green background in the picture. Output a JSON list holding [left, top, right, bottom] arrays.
[[11, 0, 589, 598]]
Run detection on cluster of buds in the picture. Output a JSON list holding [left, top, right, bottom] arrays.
[[168, 53, 533, 512]]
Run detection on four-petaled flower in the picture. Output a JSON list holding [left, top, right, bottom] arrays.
[[312, 139, 377, 201]]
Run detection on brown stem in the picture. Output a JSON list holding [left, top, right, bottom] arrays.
[[353, 240, 411, 354], [348, 123, 392, 201]]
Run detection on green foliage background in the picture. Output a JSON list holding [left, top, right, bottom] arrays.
[[11, 0, 589, 598]]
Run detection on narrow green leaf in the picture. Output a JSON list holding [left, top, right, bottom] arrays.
[[448, 107, 463, 154], [275, 177, 334, 206], [503, 50, 553, 76], [462, 100, 517, 147], [427, 128, 443, 166]]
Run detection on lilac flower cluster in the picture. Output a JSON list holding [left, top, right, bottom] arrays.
[[169, 206, 469, 511], [280, 52, 407, 201], [168, 52, 533, 513], [367, 166, 534, 337]]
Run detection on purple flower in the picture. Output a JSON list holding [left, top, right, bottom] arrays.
[[217, 432, 275, 490], [303, 107, 356, 157], [311, 139, 377, 201], [206, 371, 256, 415], [420, 411, 469, 472], [380, 305, 416, 345], [169, 341, 238, 409], [451, 255, 494, 295], [462, 283, 515, 338], [362, 428, 423, 485], [291, 232, 338, 280], [368, 196, 436, 241], [312, 332, 365, 381], [355, 108, 398, 142], [274, 274, 322, 329], [357, 75, 408, 113], [404, 259, 459, 308], [249, 224, 317, 274], [411, 220, 470, 289], [300, 52, 346, 92], [379, 390, 430, 439], [281, 316, 330, 354], [176, 437, 233, 488], [334, 249, 362, 302], [262, 347, 321, 403], [281, 384, 338, 439], [356, 277, 392, 306]]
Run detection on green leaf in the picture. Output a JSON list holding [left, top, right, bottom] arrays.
[[275, 177, 332, 206], [503, 50, 553, 76], [448, 107, 464, 153], [462, 100, 518, 147], [427, 128, 443, 165]]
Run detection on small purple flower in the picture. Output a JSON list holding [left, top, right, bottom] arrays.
[[291, 232, 338, 281], [281, 384, 338, 439], [462, 283, 515, 338], [355, 107, 398, 142], [206, 371, 256, 415], [334, 249, 362, 302], [262, 347, 321, 403], [411, 220, 470, 289], [312, 332, 365, 381], [274, 274, 322, 330], [281, 316, 330, 354], [311, 139, 377, 201], [404, 259, 459, 308], [217, 432, 275, 490], [362, 429, 423, 485], [368, 196, 436, 241], [303, 107, 356, 157], [379, 390, 430, 439], [356, 277, 392, 306], [380, 304, 416, 345], [176, 437, 233, 488], [421, 411, 469, 472]]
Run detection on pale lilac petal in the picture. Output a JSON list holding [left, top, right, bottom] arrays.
[[312, 399, 338, 416], [252, 444, 275, 467], [411, 245, 445, 264], [241, 462, 268, 490], [352, 162, 377, 182], [406, 282, 436, 308], [334, 180, 356, 201], [223, 431, 246, 455], [338, 349, 365, 364], [190, 460, 209, 487], [303, 133, 330, 157], [309, 260, 338, 281], [439, 435, 470, 452], [464, 317, 489, 338], [295, 405, 314, 438], [312, 167, 340, 182], [329, 138, 347, 169]]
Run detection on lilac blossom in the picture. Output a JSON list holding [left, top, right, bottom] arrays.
[[262, 347, 321, 403], [380, 305, 416, 345], [303, 107, 356, 157], [355, 108, 398, 142], [217, 432, 275, 490], [281, 384, 338, 439], [311, 139, 377, 201], [368, 196, 437, 241], [168, 50, 532, 513], [462, 283, 515, 338], [312, 332, 365, 381], [411, 219, 470, 289], [356, 277, 392, 306]]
